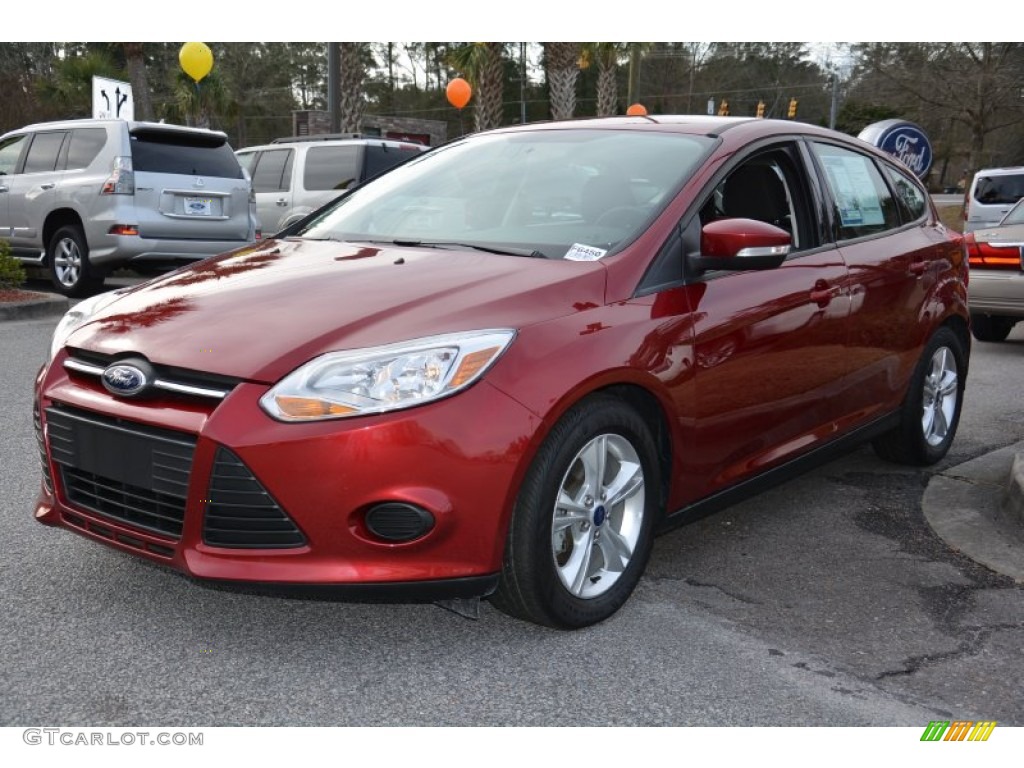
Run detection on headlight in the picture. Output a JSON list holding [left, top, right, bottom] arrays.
[[49, 290, 126, 361], [260, 329, 516, 422]]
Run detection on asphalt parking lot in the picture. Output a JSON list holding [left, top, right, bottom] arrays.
[[1, 307, 1021, 726]]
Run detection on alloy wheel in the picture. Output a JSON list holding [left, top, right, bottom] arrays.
[[551, 433, 645, 599], [921, 346, 958, 447]]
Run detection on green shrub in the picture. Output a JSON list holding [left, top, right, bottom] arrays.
[[0, 239, 26, 290]]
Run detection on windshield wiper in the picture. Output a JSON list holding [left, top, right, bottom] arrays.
[[386, 239, 547, 258]]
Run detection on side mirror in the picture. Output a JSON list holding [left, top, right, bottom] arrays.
[[692, 218, 791, 271]]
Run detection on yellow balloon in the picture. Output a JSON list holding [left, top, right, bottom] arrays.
[[179, 42, 213, 83]]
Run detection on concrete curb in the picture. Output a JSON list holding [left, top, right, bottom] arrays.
[[0, 293, 69, 322], [923, 442, 1024, 582], [1003, 454, 1024, 529]]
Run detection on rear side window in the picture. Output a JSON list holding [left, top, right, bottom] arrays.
[[130, 131, 243, 178], [65, 128, 107, 170], [251, 149, 293, 192], [973, 173, 1024, 205], [236, 151, 257, 174], [304, 145, 360, 191], [363, 145, 421, 181], [812, 142, 899, 240], [22, 131, 67, 173], [885, 164, 928, 222]]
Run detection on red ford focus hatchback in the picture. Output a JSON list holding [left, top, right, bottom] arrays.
[[34, 116, 969, 628]]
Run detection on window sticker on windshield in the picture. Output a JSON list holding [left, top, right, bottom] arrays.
[[564, 243, 608, 261]]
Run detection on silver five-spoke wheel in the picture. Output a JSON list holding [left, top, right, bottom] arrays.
[[551, 433, 645, 599], [494, 396, 659, 628], [53, 235, 83, 288], [921, 346, 958, 447]]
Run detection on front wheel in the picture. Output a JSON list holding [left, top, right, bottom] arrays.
[[873, 326, 966, 466], [492, 396, 661, 628], [48, 225, 103, 297]]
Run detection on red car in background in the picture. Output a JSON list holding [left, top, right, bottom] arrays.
[[34, 116, 969, 628]]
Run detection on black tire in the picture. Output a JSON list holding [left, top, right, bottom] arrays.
[[48, 225, 103, 297], [872, 326, 966, 466], [492, 395, 661, 629], [970, 313, 1015, 343]]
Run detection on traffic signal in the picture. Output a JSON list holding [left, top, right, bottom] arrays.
[[756, 100, 765, 118], [718, 99, 729, 116], [787, 98, 798, 119]]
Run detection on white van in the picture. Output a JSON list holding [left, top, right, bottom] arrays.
[[964, 167, 1024, 233], [235, 135, 428, 235]]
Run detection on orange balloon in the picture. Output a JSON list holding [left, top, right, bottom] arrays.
[[446, 78, 472, 110], [626, 103, 648, 116]]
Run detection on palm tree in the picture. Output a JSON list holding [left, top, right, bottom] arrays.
[[339, 42, 368, 134], [544, 43, 580, 121], [582, 43, 622, 116], [448, 43, 506, 132], [37, 49, 119, 119], [120, 43, 153, 121], [169, 69, 229, 129]]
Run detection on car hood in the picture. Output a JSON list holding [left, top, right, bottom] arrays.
[[974, 223, 1024, 244], [66, 239, 607, 383]]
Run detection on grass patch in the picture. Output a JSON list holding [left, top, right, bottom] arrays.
[[938, 204, 964, 233]]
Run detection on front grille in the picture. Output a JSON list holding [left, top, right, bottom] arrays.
[[46, 405, 196, 539], [64, 348, 240, 402], [34, 402, 53, 493], [204, 448, 306, 549]]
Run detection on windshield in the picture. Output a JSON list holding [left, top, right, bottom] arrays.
[[295, 129, 714, 259]]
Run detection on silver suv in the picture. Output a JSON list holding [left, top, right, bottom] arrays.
[[0, 119, 257, 295], [964, 166, 1024, 233], [236, 134, 428, 235]]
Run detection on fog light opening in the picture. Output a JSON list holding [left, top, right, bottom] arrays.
[[365, 503, 435, 542]]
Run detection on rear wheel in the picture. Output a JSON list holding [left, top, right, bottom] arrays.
[[873, 327, 965, 465], [492, 396, 660, 628], [970, 313, 1015, 343], [48, 225, 103, 297]]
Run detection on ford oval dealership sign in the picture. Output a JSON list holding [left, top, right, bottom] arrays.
[[859, 119, 933, 178]]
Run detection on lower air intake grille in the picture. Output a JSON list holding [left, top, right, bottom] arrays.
[[203, 448, 306, 549], [34, 402, 53, 493], [45, 405, 195, 539]]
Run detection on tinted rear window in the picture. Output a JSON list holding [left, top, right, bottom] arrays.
[[974, 173, 1024, 205], [363, 144, 422, 181], [66, 128, 107, 170], [130, 131, 243, 178], [304, 145, 360, 191]]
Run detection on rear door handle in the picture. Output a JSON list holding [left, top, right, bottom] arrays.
[[40, 183, 55, 190], [276, 198, 288, 206]]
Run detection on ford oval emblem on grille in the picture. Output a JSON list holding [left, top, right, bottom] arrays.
[[102, 363, 149, 397]]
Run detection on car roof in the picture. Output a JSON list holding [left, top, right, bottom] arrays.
[[237, 136, 428, 152], [972, 166, 1024, 177], [479, 114, 890, 161], [484, 114, 835, 136], [3, 118, 228, 140]]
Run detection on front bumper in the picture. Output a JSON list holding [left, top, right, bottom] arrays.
[[34, 353, 541, 599]]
